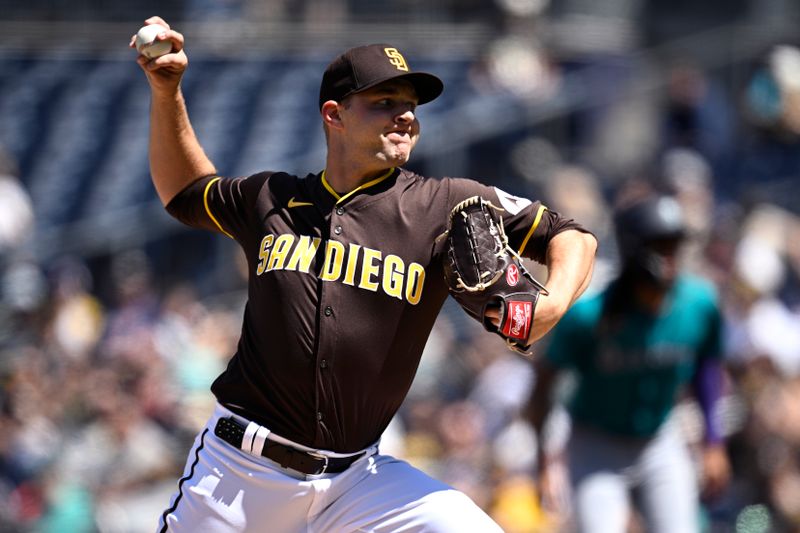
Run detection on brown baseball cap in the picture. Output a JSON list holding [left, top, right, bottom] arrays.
[[318, 44, 444, 109]]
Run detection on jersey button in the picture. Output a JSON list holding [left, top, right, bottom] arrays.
[[336, 207, 345, 216], [317, 412, 323, 421], [334, 225, 342, 235], [320, 359, 328, 369], [324, 306, 333, 316]]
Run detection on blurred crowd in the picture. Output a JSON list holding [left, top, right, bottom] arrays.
[[2, 2, 800, 532]]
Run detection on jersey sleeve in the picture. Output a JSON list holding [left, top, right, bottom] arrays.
[[165, 172, 271, 242], [444, 177, 593, 264]]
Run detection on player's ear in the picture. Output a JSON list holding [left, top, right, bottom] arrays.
[[321, 101, 344, 130]]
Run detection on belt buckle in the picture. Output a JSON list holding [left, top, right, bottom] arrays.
[[308, 451, 329, 475]]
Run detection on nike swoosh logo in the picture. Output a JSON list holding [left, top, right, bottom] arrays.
[[288, 197, 314, 208]]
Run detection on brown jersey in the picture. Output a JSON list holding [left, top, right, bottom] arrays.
[[166, 167, 589, 452]]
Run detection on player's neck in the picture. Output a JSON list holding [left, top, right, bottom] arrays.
[[633, 282, 669, 314], [323, 159, 394, 196]]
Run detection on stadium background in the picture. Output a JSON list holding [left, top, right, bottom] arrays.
[[1, 0, 800, 531]]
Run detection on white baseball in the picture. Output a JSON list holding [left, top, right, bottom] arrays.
[[135, 24, 172, 59]]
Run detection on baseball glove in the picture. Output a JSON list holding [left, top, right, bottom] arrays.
[[439, 196, 548, 354]]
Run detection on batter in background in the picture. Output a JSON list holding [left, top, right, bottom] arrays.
[[130, 15, 597, 533], [527, 192, 731, 533]]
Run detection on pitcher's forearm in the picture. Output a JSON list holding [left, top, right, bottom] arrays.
[[527, 230, 596, 344], [545, 230, 597, 306], [149, 89, 216, 205]]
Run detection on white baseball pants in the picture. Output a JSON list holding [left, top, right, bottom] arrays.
[[157, 403, 503, 533], [567, 418, 700, 533]]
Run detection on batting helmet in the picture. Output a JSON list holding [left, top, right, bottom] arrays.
[[613, 195, 687, 285]]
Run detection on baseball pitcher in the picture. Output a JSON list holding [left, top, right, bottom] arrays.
[[131, 16, 597, 533]]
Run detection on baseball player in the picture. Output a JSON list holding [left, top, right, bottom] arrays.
[[527, 193, 731, 533], [132, 16, 597, 532]]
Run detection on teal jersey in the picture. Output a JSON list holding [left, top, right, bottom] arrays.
[[545, 274, 722, 437]]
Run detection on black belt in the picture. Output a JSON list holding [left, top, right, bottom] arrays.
[[214, 417, 364, 475]]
